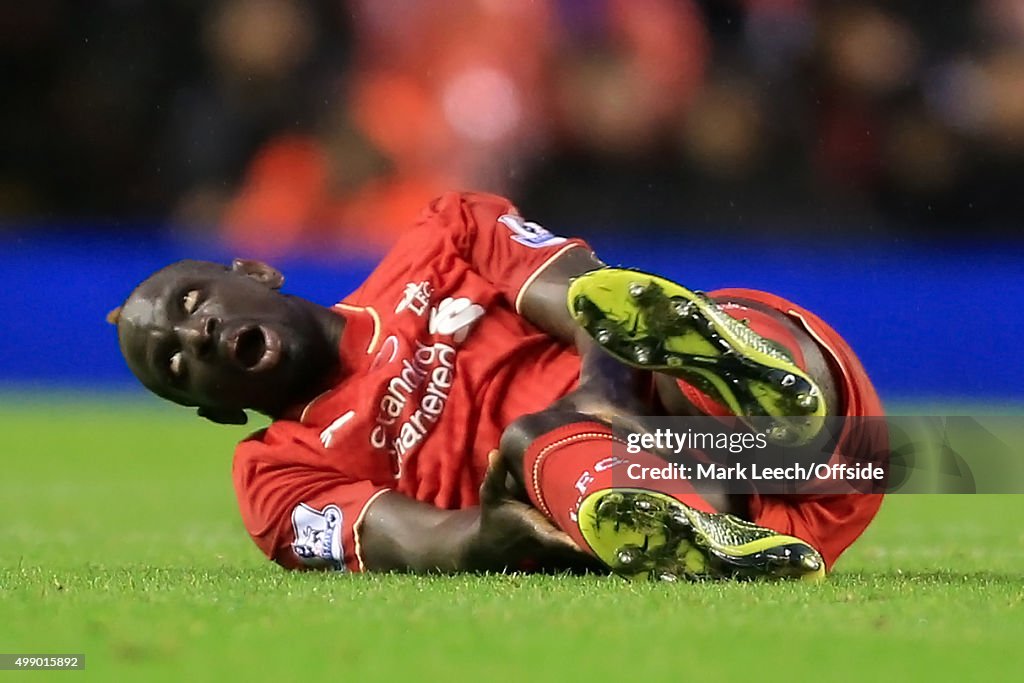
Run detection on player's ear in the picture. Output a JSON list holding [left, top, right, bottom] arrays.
[[197, 406, 248, 425], [106, 306, 122, 326], [231, 258, 284, 290]]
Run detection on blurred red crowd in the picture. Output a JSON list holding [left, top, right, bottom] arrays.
[[3, 1, 1024, 253]]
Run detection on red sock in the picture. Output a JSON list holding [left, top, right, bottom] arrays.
[[522, 421, 717, 555]]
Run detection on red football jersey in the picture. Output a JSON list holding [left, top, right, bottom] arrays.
[[233, 192, 588, 571]]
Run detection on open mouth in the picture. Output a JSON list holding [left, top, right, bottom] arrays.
[[236, 327, 266, 368], [229, 325, 281, 372]]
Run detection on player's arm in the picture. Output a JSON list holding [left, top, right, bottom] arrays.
[[519, 245, 606, 345], [431, 191, 646, 403], [429, 191, 602, 345], [359, 452, 593, 573], [357, 493, 480, 572], [519, 246, 649, 410]]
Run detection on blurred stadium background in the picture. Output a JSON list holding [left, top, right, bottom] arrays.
[[3, 0, 1022, 402], [3, 2, 1024, 678]]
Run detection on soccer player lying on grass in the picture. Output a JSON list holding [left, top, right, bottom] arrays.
[[109, 192, 885, 581]]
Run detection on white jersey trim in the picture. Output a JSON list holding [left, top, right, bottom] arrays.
[[333, 302, 383, 354], [353, 488, 393, 572], [299, 387, 334, 424]]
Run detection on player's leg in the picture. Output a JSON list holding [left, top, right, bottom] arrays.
[[567, 268, 831, 445], [498, 409, 825, 582], [651, 295, 841, 438], [557, 268, 886, 574], [714, 289, 888, 570], [566, 272, 886, 572]]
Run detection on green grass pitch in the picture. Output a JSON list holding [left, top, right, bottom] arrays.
[[1, 396, 1023, 682]]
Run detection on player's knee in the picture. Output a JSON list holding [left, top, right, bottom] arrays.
[[499, 409, 599, 484], [498, 417, 533, 465]]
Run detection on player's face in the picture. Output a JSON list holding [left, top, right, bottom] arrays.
[[118, 260, 336, 417]]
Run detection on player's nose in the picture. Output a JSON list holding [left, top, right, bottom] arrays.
[[175, 315, 218, 359]]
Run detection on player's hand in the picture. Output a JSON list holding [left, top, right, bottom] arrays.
[[470, 450, 598, 573]]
